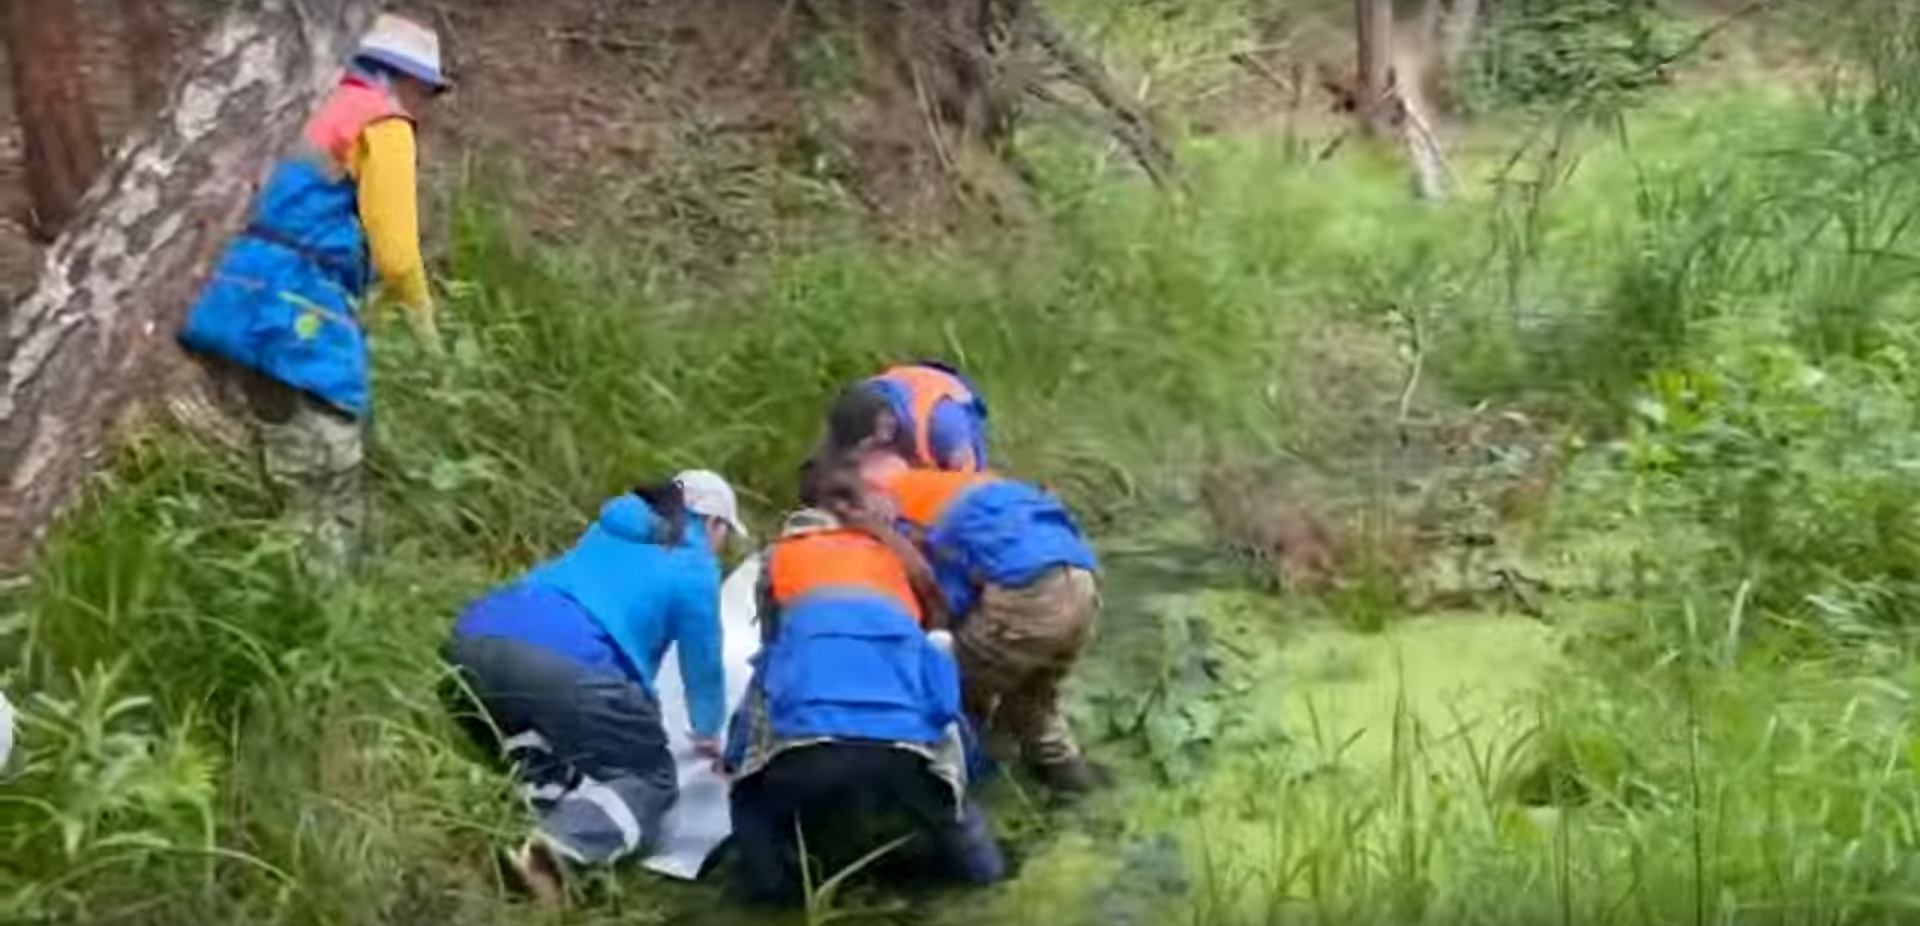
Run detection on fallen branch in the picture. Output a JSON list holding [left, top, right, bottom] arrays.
[[1018, 0, 1175, 186]]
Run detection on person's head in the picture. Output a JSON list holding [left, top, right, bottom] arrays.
[[352, 13, 450, 117], [632, 470, 748, 555], [797, 449, 889, 522], [825, 383, 910, 457]]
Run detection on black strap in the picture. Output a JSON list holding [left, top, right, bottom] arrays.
[[242, 223, 363, 282]]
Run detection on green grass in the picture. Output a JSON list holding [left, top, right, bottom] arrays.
[[14, 8, 1920, 923]]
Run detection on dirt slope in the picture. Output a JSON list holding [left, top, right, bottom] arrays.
[[0, 0, 1031, 302]]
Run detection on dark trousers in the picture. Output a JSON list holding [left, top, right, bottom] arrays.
[[726, 741, 1005, 907], [443, 635, 678, 864]]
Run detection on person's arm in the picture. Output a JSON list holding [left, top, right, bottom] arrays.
[[675, 566, 728, 742], [928, 400, 982, 472], [353, 118, 437, 341]]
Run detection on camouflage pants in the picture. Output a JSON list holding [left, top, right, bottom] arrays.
[[176, 357, 367, 576], [954, 566, 1100, 767]]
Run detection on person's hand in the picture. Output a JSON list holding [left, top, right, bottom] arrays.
[[408, 301, 444, 356], [692, 737, 729, 776]]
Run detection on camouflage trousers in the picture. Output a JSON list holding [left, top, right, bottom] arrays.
[[173, 357, 367, 577], [954, 566, 1101, 768]]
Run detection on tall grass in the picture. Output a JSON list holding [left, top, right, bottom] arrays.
[[2, 114, 1461, 923], [13, 6, 1920, 923]]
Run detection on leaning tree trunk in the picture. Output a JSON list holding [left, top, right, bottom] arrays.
[[119, 0, 177, 115], [4, 0, 107, 241], [0, 0, 379, 574]]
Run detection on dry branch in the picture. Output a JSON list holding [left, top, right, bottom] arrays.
[[1019, 0, 1175, 186]]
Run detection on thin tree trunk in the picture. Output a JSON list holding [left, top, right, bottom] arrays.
[[0, 0, 380, 574], [1441, 0, 1484, 75], [4, 0, 107, 241], [1355, 0, 1394, 137], [1398, 5, 1452, 201], [119, 0, 177, 115]]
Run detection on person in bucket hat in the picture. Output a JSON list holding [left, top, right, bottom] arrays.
[[174, 13, 452, 574], [441, 470, 750, 903]]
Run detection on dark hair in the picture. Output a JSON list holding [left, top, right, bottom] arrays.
[[825, 383, 911, 456], [797, 449, 864, 511], [632, 480, 688, 546]]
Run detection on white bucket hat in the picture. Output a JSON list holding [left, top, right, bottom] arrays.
[[354, 13, 450, 91], [675, 470, 749, 541]]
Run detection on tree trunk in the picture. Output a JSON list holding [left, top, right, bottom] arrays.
[[1441, 0, 1484, 74], [0, 0, 380, 575], [1397, 4, 1452, 201], [1354, 0, 1395, 137], [119, 0, 177, 115], [4, 0, 107, 241]]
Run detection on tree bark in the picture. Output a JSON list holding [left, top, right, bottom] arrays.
[[0, 0, 380, 574], [1354, 0, 1395, 137], [119, 0, 177, 115], [4, 0, 107, 241]]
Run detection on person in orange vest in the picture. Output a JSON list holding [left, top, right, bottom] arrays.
[[859, 449, 1110, 796], [719, 457, 1005, 906], [176, 13, 448, 573], [825, 361, 990, 473]]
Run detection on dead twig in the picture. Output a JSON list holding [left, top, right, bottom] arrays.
[[1229, 51, 1296, 94]]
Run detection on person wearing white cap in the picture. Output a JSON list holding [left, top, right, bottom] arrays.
[[176, 13, 452, 574], [440, 469, 749, 901]]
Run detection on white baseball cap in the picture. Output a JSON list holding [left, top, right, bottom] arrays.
[[354, 13, 451, 90], [676, 470, 749, 541]]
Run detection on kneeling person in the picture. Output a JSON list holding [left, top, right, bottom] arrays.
[[442, 472, 747, 898], [722, 464, 1004, 907], [862, 451, 1108, 796]]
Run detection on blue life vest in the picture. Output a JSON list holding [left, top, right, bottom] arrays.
[[758, 591, 962, 746], [177, 74, 405, 419]]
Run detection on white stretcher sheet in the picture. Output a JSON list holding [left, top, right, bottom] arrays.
[[641, 553, 764, 880]]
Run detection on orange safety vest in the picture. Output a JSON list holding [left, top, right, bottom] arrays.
[[301, 77, 412, 175], [875, 364, 977, 468], [766, 527, 925, 625], [879, 468, 998, 530]]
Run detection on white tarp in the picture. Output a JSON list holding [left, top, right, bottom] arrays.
[[640, 552, 764, 880]]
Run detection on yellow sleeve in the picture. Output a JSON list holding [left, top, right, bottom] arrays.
[[352, 118, 435, 333]]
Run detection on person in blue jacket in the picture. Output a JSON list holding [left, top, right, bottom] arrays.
[[719, 455, 1005, 907], [441, 470, 749, 902], [825, 361, 991, 473]]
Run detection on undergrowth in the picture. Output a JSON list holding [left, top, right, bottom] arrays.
[[12, 4, 1920, 924]]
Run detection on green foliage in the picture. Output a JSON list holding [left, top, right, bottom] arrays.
[[1462, 0, 1683, 115], [1623, 332, 1920, 633], [20, 5, 1920, 923]]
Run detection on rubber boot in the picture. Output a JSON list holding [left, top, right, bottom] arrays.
[[502, 836, 568, 907], [1031, 753, 1114, 797]]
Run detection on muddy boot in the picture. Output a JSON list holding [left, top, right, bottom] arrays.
[[502, 836, 568, 907], [1031, 754, 1113, 797]]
